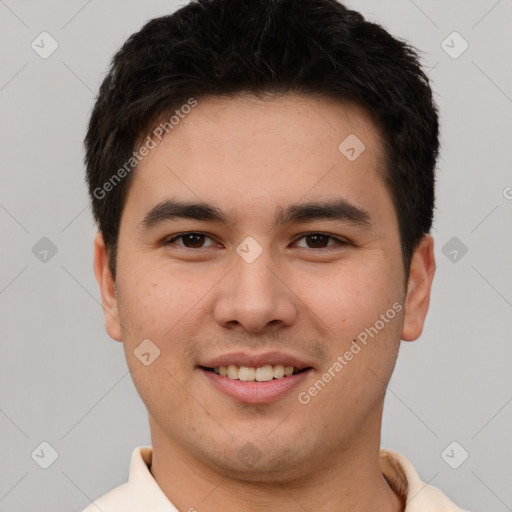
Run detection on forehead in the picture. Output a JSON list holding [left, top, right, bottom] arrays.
[[122, 94, 393, 228]]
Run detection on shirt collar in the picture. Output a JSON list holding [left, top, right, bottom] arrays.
[[127, 445, 179, 511], [380, 448, 467, 511]]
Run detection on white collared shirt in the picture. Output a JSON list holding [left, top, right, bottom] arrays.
[[81, 446, 469, 511]]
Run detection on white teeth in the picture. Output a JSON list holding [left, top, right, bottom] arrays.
[[273, 364, 285, 378], [211, 364, 302, 381], [238, 366, 256, 381], [227, 364, 238, 379], [255, 365, 274, 381]]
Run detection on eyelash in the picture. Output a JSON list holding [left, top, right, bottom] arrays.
[[162, 231, 350, 250]]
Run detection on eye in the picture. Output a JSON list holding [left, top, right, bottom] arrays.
[[293, 232, 349, 249], [163, 232, 217, 249], [162, 231, 350, 250]]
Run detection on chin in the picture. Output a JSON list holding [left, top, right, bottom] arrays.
[[199, 440, 314, 484]]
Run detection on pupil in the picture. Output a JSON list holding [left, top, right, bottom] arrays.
[[307, 234, 328, 248], [185, 234, 204, 248]]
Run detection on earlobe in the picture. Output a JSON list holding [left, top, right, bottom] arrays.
[[93, 232, 123, 342], [401, 234, 436, 342]]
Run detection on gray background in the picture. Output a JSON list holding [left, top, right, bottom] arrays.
[[0, 1, 511, 511]]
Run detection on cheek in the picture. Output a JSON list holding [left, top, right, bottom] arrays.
[[116, 265, 214, 377], [127, 355, 192, 429], [295, 258, 400, 336], [116, 275, 198, 413], [116, 263, 201, 338]]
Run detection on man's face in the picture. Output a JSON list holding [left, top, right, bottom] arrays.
[[96, 94, 429, 480]]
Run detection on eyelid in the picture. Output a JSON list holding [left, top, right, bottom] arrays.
[[292, 231, 351, 248], [163, 231, 218, 248], [162, 231, 351, 249]]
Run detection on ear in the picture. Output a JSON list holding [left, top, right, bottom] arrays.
[[93, 232, 123, 342], [401, 234, 436, 342]]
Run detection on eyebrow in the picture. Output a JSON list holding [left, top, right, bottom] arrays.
[[139, 198, 372, 230]]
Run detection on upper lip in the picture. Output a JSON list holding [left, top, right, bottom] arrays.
[[199, 351, 313, 370]]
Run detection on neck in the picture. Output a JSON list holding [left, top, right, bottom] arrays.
[[148, 411, 404, 512]]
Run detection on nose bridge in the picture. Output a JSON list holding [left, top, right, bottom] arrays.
[[235, 247, 278, 298], [213, 238, 297, 332]]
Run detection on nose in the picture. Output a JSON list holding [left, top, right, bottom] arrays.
[[213, 247, 298, 334]]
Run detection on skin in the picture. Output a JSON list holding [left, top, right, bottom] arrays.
[[94, 94, 435, 512]]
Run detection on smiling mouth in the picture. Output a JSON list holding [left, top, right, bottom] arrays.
[[200, 364, 311, 382]]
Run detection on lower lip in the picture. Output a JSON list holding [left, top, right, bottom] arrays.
[[199, 367, 313, 404]]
